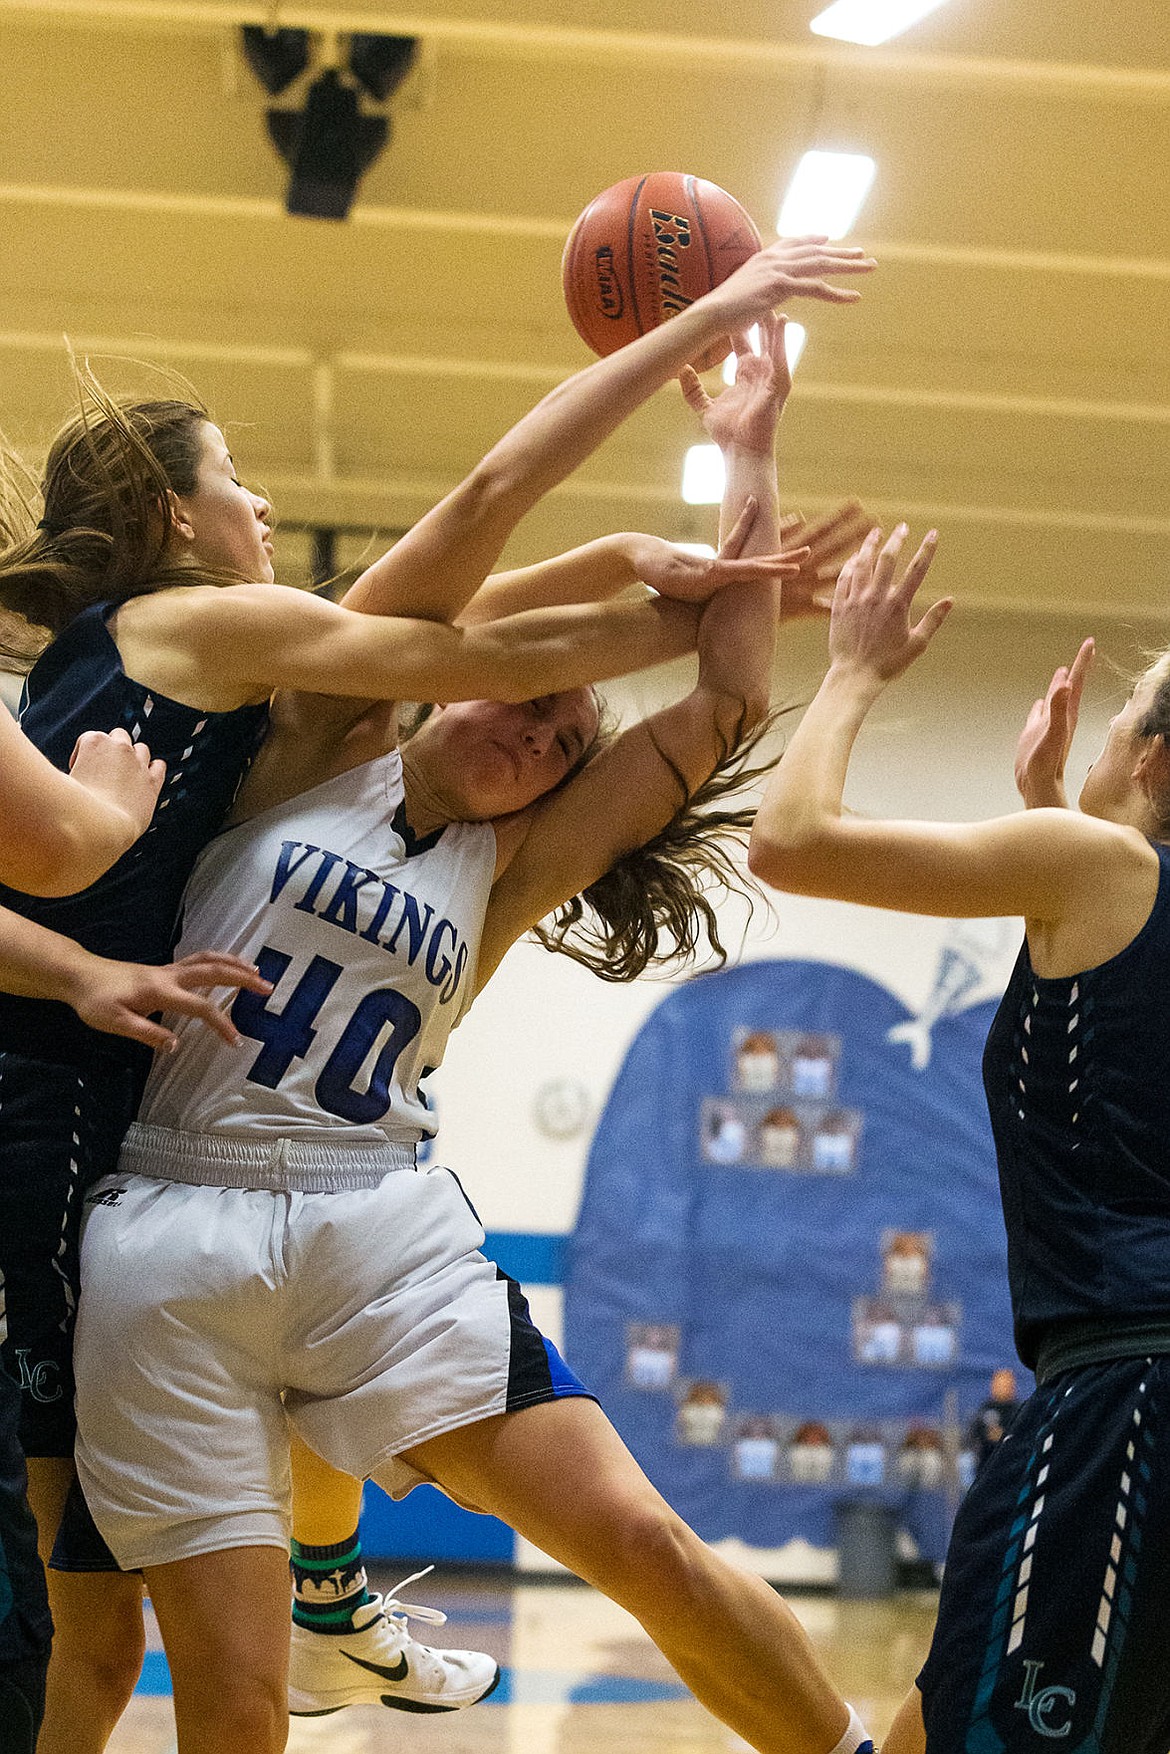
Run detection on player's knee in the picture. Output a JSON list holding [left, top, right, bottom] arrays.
[[606, 1498, 707, 1602], [52, 1589, 145, 1702], [175, 1671, 287, 1753]]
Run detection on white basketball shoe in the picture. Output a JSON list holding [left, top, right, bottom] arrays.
[[288, 1569, 501, 1716]]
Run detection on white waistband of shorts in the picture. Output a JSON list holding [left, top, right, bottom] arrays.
[[120, 1121, 417, 1193]]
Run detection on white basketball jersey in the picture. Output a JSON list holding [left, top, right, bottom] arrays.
[[138, 749, 495, 1150]]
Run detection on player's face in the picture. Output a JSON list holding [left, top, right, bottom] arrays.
[[173, 423, 275, 584], [1079, 669, 1160, 820], [424, 690, 601, 818]]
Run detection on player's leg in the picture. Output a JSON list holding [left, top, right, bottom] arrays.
[[289, 1438, 371, 1630], [287, 1169, 864, 1751], [883, 1686, 926, 1753], [1, 1059, 146, 1753], [917, 1357, 1170, 1754], [38, 1570, 145, 1754], [399, 1396, 870, 1754], [0, 1369, 51, 1754], [287, 1432, 499, 1715], [145, 1545, 291, 1754], [32, 1470, 145, 1754], [25, 1403, 144, 1754], [74, 1175, 302, 1750]]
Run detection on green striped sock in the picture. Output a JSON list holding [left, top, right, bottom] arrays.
[[290, 1530, 372, 1633]]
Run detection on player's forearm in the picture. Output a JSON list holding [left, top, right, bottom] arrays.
[[0, 782, 139, 898], [720, 444, 781, 558], [479, 301, 739, 515], [0, 908, 99, 1005], [458, 535, 649, 624], [467, 595, 700, 698], [694, 449, 780, 732], [345, 308, 742, 629], [748, 663, 883, 887], [282, 594, 699, 706]]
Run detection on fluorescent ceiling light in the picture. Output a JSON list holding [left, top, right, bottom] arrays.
[[785, 323, 808, 371], [810, 0, 950, 46], [778, 151, 875, 239], [681, 445, 725, 505], [722, 322, 806, 384]]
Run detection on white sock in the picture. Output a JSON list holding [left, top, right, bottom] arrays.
[[826, 1704, 874, 1754]]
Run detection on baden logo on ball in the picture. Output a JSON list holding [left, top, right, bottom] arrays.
[[562, 172, 762, 368]]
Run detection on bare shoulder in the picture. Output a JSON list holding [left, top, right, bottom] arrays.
[[1028, 817, 1162, 977], [1019, 808, 1158, 867], [114, 582, 326, 710], [111, 584, 258, 709]]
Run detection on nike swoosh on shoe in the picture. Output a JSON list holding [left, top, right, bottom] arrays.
[[341, 1649, 410, 1683]]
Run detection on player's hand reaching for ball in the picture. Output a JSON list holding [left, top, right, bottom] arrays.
[[68, 726, 166, 844], [828, 524, 950, 684], [64, 950, 273, 1053], [680, 312, 792, 456], [706, 235, 876, 328], [1014, 638, 1094, 810]]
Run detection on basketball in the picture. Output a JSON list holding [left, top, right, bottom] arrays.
[[561, 173, 762, 365]]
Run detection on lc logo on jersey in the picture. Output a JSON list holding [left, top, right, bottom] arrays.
[[13, 1348, 63, 1405], [1015, 1660, 1076, 1738]]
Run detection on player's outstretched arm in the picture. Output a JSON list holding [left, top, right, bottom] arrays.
[[336, 235, 874, 628], [0, 907, 272, 1052], [476, 321, 794, 989], [0, 708, 165, 897], [184, 578, 708, 710], [456, 531, 805, 622], [744, 526, 1141, 925]]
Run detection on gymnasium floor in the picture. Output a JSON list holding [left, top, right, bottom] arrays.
[[107, 1567, 939, 1751]]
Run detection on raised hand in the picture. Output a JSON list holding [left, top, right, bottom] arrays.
[[1014, 638, 1094, 810], [704, 235, 876, 332], [68, 726, 166, 841], [679, 313, 792, 456], [829, 524, 950, 682], [775, 500, 873, 622], [67, 950, 272, 1053]]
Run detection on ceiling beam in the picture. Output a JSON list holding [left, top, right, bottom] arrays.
[[3, 0, 1170, 101], [4, 183, 1170, 287], [2, 330, 1166, 433]]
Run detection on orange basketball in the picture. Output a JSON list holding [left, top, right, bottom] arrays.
[[562, 172, 762, 363]]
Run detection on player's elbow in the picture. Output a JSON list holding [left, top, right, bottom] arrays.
[[708, 686, 769, 754], [747, 820, 830, 895], [449, 455, 529, 529], [6, 819, 113, 897]]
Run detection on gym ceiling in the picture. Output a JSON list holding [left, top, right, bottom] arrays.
[[0, 0, 1167, 614]]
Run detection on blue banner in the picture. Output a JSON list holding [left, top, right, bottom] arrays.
[[565, 957, 1019, 1561]]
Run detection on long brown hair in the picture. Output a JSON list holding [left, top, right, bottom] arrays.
[[532, 713, 783, 982], [0, 362, 219, 668]]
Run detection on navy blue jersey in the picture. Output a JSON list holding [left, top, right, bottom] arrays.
[[0, 602, 267, 1069], [984, 842, 1170, 1369]]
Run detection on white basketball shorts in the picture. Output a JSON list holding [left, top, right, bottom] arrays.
[[73, 1156, 591, 1571]]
